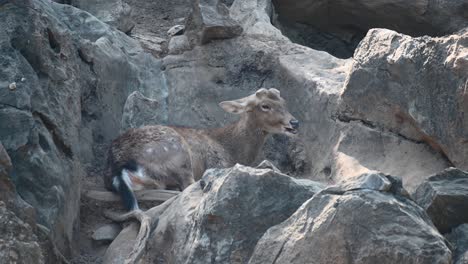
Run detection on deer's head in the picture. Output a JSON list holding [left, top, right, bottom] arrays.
[[219, 88, 299, 135]]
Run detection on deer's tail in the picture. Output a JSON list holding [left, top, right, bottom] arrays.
[[112, 161, 139, 211]]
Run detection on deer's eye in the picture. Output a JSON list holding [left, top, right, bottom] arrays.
[[261, 104, 271, 111]]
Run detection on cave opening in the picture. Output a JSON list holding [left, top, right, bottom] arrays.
[[271, 0, 468, 59]]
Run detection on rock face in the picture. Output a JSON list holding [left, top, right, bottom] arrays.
[[446, 224, 468, 264], [250, 172, 452, 264], [413, 168, 468, 233], [0, 0, 164, 255], [70, 0, 135, 33], [142, 164, 324, 263], [339, 28, 468, 170], [0, 202, 45, 264]]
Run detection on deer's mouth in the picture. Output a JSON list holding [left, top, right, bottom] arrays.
[[284, 127, 298, 134]]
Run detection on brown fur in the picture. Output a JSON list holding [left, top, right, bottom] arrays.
[[105, 88, 298, 191]]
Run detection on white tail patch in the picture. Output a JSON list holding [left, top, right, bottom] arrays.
[[117, 166, 151, 191]]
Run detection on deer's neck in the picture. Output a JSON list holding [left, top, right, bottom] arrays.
[[208, 116, 268, 165]]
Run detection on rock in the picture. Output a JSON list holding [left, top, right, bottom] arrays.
[[141, 164, 324, 263], [167, 24, 185, 36], [250, 172, 452, 264], [132, 33, 166, 58], [0, 0, 165, 256], [325, 171, 392, 193], [413, 167, 468, 233], [331, 120, 450, 192], [446, 224, 468, 264], [0, 202, 45, 264], [92, 224, 122, 242], [102, 223, 138, 264], [70, 0, 135, 33], [121, 91, 162, 131], [167, 35, 190, 54], [339, 28, 468, 170], [186, 0, 243, 44]]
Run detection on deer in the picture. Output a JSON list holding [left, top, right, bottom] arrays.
[[105, 88, 300, 211]]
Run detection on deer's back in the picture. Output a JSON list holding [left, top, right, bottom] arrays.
[[105, 125, 193, 189]]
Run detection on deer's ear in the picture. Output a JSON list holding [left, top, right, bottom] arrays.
[[219, 100, 247, 114], [255, 88, 268, 98]]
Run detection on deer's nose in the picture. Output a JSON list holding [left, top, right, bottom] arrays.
[[290, 119, 299, 129]]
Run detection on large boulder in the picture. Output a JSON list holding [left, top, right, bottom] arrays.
[[249, 172, 452, 264], [413, 168, 468, 233], [0, 0, 164, 255], [141, 163, 324, 263], [185, 0, 242, 44], [446, 224, 468, 264], [339, 28, 468, 170]]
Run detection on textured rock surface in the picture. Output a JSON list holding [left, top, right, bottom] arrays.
[[339, 28, 468, 170], [186, 0, 243, 44], [250, 172, 452, 264], [0, 0, 164, 255], [0, 202, 45, 264], [120, 91, 163, 132], [70, 0, 135, 33], [446, 224, 468, 264], [413, 168, 468, 233], [142, 163, 324, 263], [92, 223, 122, 242]]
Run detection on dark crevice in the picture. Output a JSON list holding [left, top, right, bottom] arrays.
[[0, 102, 26, 112], [46, 28, 61, 54], [334, 114, 455, 167], [33, 111, 74, 159], [271, 0, 468, 58]]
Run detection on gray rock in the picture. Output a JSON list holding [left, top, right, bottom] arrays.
[[339, 28, 468, 170], [92, 224, 122, 242], [446, 224, 468, 264], [250, 173, 452, 264], [70, 0, 135, 33], [142, 164, 324, 263], [132, 33, 166, 58], [0, 202, 45, 264], [167, 25, 185, 37], [413, 168, 468, 233], [168, 35, 191, 54], [0, 0, 165, 256], [186, 0, 243, 44], [325, 171, 392, 193], [121, 91, 162, 131], [331, 120, 450, 192]]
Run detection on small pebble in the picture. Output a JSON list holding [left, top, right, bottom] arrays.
[[20, 77, 26, 82], [9, 82, 16, 90]]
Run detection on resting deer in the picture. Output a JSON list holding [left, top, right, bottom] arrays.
[[105, 88, 299, 211]]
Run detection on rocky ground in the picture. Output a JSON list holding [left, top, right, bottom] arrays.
[[0, 0, 468, 263]]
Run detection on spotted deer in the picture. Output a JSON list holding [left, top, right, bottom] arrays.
[[105, 88, 300, 211]]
